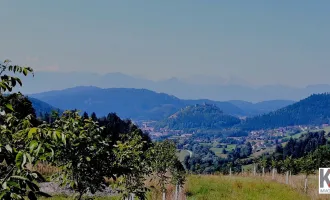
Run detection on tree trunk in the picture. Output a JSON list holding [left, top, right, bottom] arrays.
[[304, 176, 308, 193], [262, 167, 265, 177], [272, 168, 275, 180], [289, 171, 292, 184], [242, 167, 244, 175], [162, 190, 166, 200], [229, 167, 232, 176], [253, 164, 256, 176], [175, 184, 179, 200], [286, 171, 289, 184]]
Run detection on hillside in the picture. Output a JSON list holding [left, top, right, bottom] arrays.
[[229, 100, 295, 116], [154, 104, 241, 131], [28, 97, 61, 117], [242, 93, 330, 130], [30, 87, 186, 120], [184, 99, 245, 116]]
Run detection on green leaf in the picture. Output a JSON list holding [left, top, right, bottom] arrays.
[[2, 182, 7, 189], [86, 156, 91, 162], [16, 78, 22, 86], [26, 180, 39, 192], [28, 128, 37, 139], [29, 140, 38, 153], [5, 104, 14, 112], [15, 151, 24, 168], [61, 133, 66, 145], [22, 153, 27, 168], [26, 153, 33, 163], [5, 144, 12, 153], [23, 68, 28, 76], [10, 176, 28, 181], [6, 181, 20, 188]]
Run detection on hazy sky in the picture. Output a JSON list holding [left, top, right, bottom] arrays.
[[1, 1, 330, 87]]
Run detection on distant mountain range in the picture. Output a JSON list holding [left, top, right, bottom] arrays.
[[29, 86, 294, 120], [14, 71, 330, 102]]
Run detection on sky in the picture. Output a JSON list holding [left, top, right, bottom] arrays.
[[1, 0, 330, 87]]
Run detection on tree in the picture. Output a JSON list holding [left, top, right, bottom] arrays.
[[148, 140, 178, 200], [170, 159, 186, 200], [0, 59, 52, 199], [90, 112, 97, 122], [297, 154, 316, 193], [113, 131, 151, 200], [82, 112, 89, 120], [271, 160, 277, 180], [259, 157, 268, 177], [281, 156, 294, 184], [51, 111, 108, 200]]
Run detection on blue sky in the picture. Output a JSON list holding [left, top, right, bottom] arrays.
[[1, 0, 330, 87]]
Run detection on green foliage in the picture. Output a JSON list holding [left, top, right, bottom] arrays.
[[148, 140, 182, 192], [50, 111, 107, 199], [0, 60, 52, 200], [113, 131, 150, 199], [154, 104, 241, 132], [0, 60, 33, 93]]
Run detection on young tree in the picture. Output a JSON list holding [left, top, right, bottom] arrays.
[[271, 160, 277, 180], [113, 131, 151, 200], [298, 154, 316, 193], [170, 159, 186, 200], [259, 157, 268, 177], [51, 111, 108, 200], [282, 156, 294, 185], [148, 140, 178, 200]]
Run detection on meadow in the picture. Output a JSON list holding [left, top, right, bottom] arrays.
[[39, 173, 322, 200]]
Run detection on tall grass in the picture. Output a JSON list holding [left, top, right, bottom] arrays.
[[232, 171, 330, 200], [184, 175, 310, 200]]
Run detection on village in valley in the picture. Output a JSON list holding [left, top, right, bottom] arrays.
[[136, 120, 330, 158]]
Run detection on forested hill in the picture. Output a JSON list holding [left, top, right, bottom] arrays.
[[241, 93, 330, 130], [154, 104, 241, 131], [229, 100, 295, 116], [28, 97, 61, 117]]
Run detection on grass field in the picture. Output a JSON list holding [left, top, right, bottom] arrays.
[[185, 175, 310, 200], [225, 144, 236, 151], [40, 174, 318, 200]]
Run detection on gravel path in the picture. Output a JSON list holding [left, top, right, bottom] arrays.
[[39, 182, 119, 197]]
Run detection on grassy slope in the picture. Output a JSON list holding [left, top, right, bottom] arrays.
[[185, 175, 309, 200]]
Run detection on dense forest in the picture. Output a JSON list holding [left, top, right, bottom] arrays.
[[242, 94, 330, 130], [154, 104, 241, 132]]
